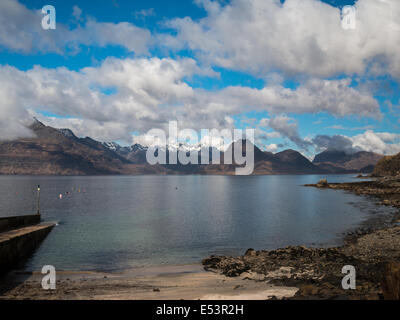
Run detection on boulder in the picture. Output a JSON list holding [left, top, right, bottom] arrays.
[[202, 256, 222, 268], [317, 179, 328, 187], [244, 248, 257, 257]]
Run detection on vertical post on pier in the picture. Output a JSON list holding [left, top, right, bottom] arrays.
[[36, 185, 41, 215]]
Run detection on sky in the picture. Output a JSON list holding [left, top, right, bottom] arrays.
[[0, 0, 399, 157]]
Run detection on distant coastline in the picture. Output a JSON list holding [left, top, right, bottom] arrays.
[[0, 120, 383, 176]]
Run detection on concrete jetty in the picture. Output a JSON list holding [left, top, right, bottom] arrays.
[[0, 215, 55, 275]]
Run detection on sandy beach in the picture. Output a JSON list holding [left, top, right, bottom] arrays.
[[1, 177, 400, 300], [0, 264, 298, 300]]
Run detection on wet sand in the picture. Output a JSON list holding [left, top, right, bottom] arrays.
[[2, 176, 399, 300], [0, 264, 298, 300]]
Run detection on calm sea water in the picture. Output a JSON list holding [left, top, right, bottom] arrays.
[[0, 175, 394, 272]]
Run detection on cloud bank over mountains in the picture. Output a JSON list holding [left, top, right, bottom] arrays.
[[0, 0, 399, 156], [312, 131, 400, 155], [0, 58, 381, 142]]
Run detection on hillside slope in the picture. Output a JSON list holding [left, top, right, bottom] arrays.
[[0, 120, 133, 175], [313, 150, 383, 173], [373, 153, 400, 177], [0, 122, 388, 176]]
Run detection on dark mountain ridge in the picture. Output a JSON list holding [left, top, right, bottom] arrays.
[[0, 120, 132, 175], [313, 149, 383, 174], [0, 121, 384, 175]]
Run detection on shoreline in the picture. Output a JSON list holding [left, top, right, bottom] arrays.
[[1, 176, 399, 300], [0, 264, 299, 300], [202, 177, 400, 300]]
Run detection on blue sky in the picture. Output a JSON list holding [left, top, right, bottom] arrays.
[[3, 0, 357, 69], [0, 0, 399, 156]]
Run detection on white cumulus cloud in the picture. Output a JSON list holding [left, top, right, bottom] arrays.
[[0, 56, 382, 142], [163, 0, 400, 79], [0, 0, 151, 54]]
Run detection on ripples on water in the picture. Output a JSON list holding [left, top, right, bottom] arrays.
[[0, 175, 395, 271]]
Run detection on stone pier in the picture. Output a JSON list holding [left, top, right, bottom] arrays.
[[0, 215, 55, 275]]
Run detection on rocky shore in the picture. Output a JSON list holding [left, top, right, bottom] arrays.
[[202, 177, 400, 300], [2, 177, 400, 300]]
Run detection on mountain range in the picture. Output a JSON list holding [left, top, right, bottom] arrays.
[[0, 120, 384, 175]]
